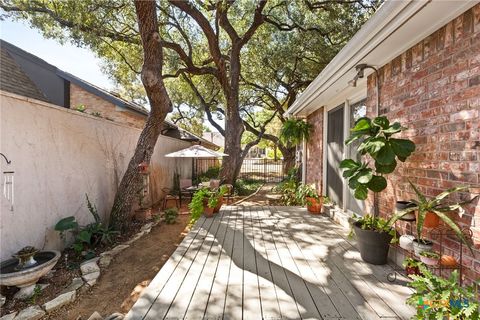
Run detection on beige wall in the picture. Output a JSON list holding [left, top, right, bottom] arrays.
[[0, 91, 191, 260]]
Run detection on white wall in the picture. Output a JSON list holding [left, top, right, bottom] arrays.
[[0, 91, 192, 260]]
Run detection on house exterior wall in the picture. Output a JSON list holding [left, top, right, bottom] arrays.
[[70, 83, 146, 129], [0, 91, 192, 260], [306, 107, 324, 193], [365, 5, 480, 283]]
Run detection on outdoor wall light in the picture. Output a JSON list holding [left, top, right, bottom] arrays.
[[348, 63, 380, 116]]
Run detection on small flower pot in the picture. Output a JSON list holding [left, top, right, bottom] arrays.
[[399, 234, 415, 251], [134, 208, 152, 221], [417, 211, 439, 228], [412, 239, 433, 256], [440, 255, 457, 267], [204, 206, 215, 218], [405, 266, 421, 276], [419, 255, 439, 266], [213, 196, 223, 213], [306, 197, 322, 214]]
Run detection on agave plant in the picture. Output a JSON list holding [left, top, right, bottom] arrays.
[[389, 181, 478, 253], [279, 118, 313, 147]]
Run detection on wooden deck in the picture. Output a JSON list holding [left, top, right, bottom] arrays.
[[125, 206, 415, 320]]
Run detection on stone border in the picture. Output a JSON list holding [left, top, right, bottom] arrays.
[[0, 222, 157, 320]]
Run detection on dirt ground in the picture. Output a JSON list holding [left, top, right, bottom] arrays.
[[44, 214, 190, 320], [236, 183, 282, 206]]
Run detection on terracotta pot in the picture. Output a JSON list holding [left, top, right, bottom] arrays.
[[405, 266, 421, 276], [417, 211, 439, 228], [213, 196, 223, 213], [440, 255, 457, 267], [204, 206, 215, 218], [420, 255, 439, 266], [306, 197, 322, 214], [134, 208, 152, 221]]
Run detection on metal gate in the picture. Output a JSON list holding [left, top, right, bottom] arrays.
[[196, 158, 284, 183]]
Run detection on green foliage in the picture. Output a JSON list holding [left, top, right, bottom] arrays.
[[407, 267, 479, 319], [273, 167, 302, 205], [234, 178, 262, 196], [164, 208, 178, 225], [279, 119, 313, 147], [196, 166, 220, 183], [28, 285, 42, 305], [419, 251, 440, 259], [340, 116, 415, 200], [75, 104, 86, 112], [295, 184, 319, 206], [402, 258, 423, 269], [188, 186, 228, 222], [54, 194, 118, 255], [388, 182, 477, 253], [349, 214, 397, 241]]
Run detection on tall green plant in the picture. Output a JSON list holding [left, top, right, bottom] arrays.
[[340, 116, 415, 201], [279, 119, 313, 147], [389, 182, 477, 253]]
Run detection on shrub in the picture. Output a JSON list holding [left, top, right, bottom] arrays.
[[164, 208, 178, 224]]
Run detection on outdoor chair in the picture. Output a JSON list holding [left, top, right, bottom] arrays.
[[209, 179, 220, 189], [179, 179, 193, 204], [161, 187, 180, 210], [223, 184, 234, 204]]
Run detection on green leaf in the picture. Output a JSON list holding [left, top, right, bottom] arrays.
[[340, 159, 360, 170], [375, 145, 396, 165], [54, 216, 78, 232], [77, 230, 92, 244], [345, 132, 364, 145], [348, 176, 359, 189], [343, 168, 358, 178], [351, 117, 371, 132], [367, 175, 387, 192], [364, 137, 386, 154], [354, 185, 368, 200], [72, 243, 83, 253], [375, 160, 397, 174], [390, 138, 416, 158], [372, 116, 389, 129], [357, 169, 373, 184], [383, 122, 403, 134]]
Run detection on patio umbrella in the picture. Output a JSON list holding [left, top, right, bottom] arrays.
[[165, 145, 228, 180]]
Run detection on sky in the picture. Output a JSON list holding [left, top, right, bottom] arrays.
[[0, 19, 114, 90]]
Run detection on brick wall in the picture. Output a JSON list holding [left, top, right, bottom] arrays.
[[306, 107, 324, 193], [366, 5, 480, 283], [70, 83, 146, 129]]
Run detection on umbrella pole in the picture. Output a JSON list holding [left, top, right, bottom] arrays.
[[192, 158, 195, 183]]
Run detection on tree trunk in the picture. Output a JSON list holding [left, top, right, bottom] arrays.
[[110, 0, 171, 231], [280, 145, 296, 174], [220, 98, 244, 184]]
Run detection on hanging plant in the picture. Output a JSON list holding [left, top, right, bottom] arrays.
[[279, 118, 313, 147], [340, 116, 415, 200]]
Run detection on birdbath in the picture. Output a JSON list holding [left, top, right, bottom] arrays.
[[0, 247, 60, 299]]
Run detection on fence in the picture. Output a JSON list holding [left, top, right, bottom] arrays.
[[196, 158, 285, 183]]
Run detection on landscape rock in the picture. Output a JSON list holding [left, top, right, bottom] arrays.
[[0, 312, 17, 320], [0, 293, 5, 307], [124, 231, 145, 245], [80, 259, 100, 275], [61, 277, 84, 294], [15, 306, 45, 320], [43, 290, 76, 312], [108, 244, 129, 256], [140, 222, 153, 232], [42, 269, 56, 279], [99, 255, 113, 268], [87, 311, 103, 320], [83, 271, 100, 286], [104, 312, 124, 320]]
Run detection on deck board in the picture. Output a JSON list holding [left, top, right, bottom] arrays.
[[126, 206, 415, 320]]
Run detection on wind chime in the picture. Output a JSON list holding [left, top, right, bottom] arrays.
[[1, 152, 14, 211]]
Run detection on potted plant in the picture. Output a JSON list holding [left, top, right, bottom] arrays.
[[295, 184, 322, 213], [341, 116, 416, 265], [402, 258, 422, 276], [407, 268, 479, 319], [390, 181, 477, 256], [189, 187, 213, 220], [211, 185, 228, 213], [419, 251, 440, 266]]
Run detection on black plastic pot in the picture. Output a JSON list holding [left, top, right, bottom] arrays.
[[353, 221, 393, 265]]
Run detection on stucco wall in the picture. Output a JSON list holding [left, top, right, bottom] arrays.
[[0, 91, 191, 260]]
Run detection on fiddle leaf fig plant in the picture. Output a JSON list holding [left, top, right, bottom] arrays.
[[340, 116, 415, 200]]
